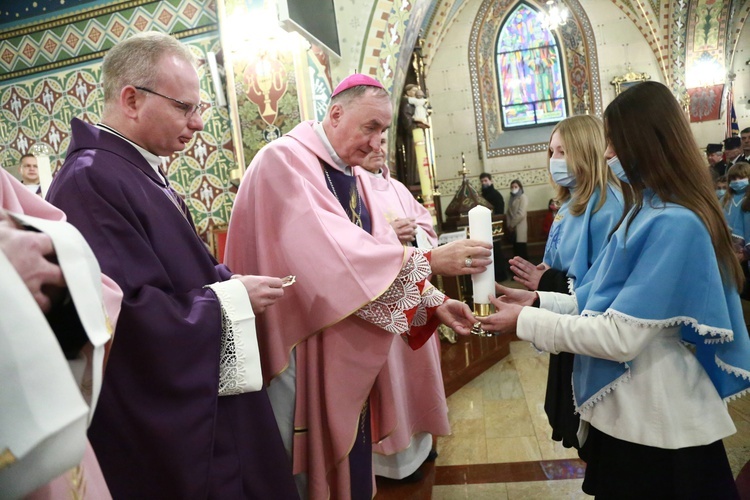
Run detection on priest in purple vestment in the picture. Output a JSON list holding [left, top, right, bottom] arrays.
[[47, 32, 298, 499]]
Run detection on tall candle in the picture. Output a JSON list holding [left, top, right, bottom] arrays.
[[468, 205, 495, 314], [35, 153, 52, 198]]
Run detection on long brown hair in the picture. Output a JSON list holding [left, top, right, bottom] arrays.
[[723, 162, 750, 212], [548, 115, 620, 216], [603, 81, 743, 289]]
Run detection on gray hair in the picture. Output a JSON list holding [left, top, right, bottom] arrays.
[[328, 85, 389, 111], [102, 31, 196, 103]]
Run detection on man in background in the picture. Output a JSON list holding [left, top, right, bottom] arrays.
[[480, 172, 505, 214], [707, 143, 726, 180], [725, 136, 744, 165], [19, 154, 41, 195], [740, 127, 750, 163]]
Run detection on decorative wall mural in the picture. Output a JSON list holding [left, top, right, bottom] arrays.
[[0, 0, 218, 81], [0, 0, 238, 238]]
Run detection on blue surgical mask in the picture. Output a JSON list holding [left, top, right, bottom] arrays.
[[549, 158, 576, 188], [730, 179, 749, 193], [716, 189, 727, 198], [607, 156, 629, 183]]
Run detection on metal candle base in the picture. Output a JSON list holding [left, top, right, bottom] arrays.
[[471, 303, 496, 336]]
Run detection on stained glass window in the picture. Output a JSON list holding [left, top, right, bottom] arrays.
[[496, 2, 567, 128]]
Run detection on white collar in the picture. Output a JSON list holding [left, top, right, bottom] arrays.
[[313, 122, 351, 175], [96, 123, 167, 182]]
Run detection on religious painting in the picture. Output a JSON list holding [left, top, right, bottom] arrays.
[[495, 3, 567, 129], [687, 84, 724, 122], [610, 68, 650, 95]]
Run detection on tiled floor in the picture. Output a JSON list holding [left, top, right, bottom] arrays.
[[377, 339, 750, 499]]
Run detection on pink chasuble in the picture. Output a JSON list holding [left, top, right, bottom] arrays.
[[365, 167, 450, 460], [0, 170, 122, 499], [225, 121, 445, 499]]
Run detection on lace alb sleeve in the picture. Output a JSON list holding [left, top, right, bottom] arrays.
[[355, 249, 433, 335], [205, 279, 263, 396]]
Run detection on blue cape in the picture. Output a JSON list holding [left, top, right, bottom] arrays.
[[573, 192, 750, 411], [544, 184, 623, 287], [723, 192, 750, 243]]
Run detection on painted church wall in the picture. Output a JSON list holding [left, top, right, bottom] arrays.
[[426, 0, 663, 216]]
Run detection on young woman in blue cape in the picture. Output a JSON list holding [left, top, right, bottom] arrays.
[[721, 162, 750, 244], [479, 81, 750, 498], [721, 162, 750, 299], [508, 115, 624, 451]]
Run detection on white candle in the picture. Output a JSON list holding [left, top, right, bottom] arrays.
[[35, 154, 52, 198], [468, 205, 495, 308]]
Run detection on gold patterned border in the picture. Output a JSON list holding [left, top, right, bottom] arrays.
[[0, 24, 217, 82], [0, 0, 156, 38]]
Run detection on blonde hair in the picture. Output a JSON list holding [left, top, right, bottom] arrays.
[[723, 162, 750, 212], [548, 115, 619, 216], [102, 31, 196, 104]]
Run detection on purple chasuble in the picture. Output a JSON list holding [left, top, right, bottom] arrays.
[[47, 118, 298, 499]]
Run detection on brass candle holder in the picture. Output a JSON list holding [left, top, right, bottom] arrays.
[[471, 303, 497, 337]]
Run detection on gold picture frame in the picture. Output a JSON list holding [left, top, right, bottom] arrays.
[[611, 66, 651, 95]]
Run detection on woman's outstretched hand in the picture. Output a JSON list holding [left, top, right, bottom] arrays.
[[509, 256, 548, 291]]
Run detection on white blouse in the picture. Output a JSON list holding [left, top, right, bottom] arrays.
[[517, 291, 736, 449]]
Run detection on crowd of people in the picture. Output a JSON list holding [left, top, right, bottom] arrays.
[[4, 31, 750, 500]]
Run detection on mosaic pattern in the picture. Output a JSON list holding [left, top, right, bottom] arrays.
[[469, 0, 600, 157], [0, 0, 217, 80], [0, 28, 238, 237], [1, 0, 100, 28]]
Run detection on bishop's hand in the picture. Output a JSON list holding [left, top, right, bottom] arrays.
[[435, 299, 475, 336]]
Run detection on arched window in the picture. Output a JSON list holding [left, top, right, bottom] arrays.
[[496, 2, 567, 129]]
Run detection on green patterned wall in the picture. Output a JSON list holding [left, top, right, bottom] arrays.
[[0, 0, 238, 237]]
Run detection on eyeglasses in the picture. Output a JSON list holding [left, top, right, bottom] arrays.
[[135, 86, 207, 118]]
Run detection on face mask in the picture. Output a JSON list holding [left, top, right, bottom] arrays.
[[607, 156, 629, 183], [730, 179, 749, 193], [549, 158, 576, 188], [716, 189, 727, 198], [511, 188, 519, 195]]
